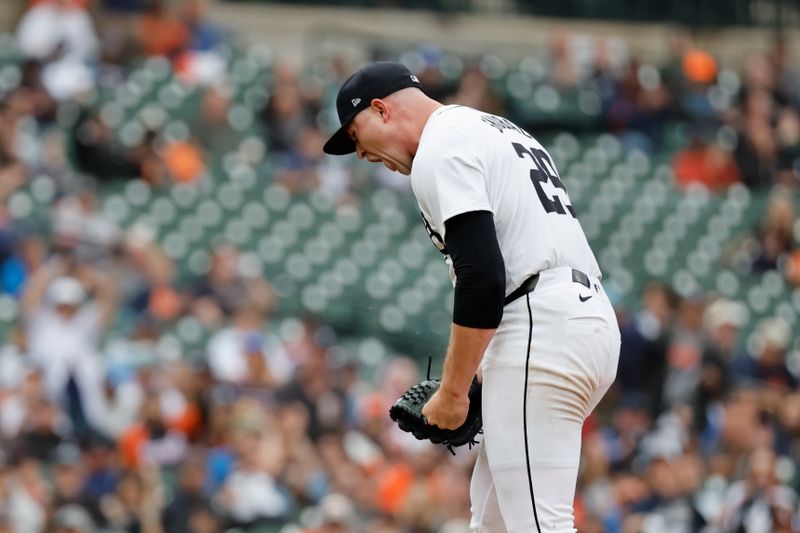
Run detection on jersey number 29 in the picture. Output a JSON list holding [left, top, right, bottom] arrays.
[[512, 142, 576, 218]]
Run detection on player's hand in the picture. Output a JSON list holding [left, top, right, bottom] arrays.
[[422, 387, 470, 430]]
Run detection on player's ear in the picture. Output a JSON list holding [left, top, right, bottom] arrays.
[[371, 99, 389, 122]]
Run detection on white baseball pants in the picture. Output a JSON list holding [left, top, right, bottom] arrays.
[[470, 267, 621, 532]]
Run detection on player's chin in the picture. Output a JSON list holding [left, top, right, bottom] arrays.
[[393, 164, 411, 175]]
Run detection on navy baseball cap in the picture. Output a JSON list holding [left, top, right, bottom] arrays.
[[323, 62, 423, 155]]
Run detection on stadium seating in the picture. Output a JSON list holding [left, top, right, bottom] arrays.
[[3, 40, 798, 369]]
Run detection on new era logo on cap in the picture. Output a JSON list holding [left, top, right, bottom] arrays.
[[351, 98, 361, 107], [410, 75, 419, 83]]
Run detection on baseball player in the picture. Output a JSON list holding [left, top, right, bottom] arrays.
[[323, 62, 621, 533]]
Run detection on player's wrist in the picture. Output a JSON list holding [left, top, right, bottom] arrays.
[[439, 381, 470, 401]]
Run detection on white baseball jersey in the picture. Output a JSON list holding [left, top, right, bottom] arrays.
[[410, 104, 620, 532], [410, 105, 600, 294]]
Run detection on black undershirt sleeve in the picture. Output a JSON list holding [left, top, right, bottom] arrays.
[[444, 210, 506, 329]]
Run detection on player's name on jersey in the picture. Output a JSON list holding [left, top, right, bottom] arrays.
[[480, 114, 533, 139]]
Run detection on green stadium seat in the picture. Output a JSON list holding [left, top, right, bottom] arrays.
[[150, 197, 178, 226], [264, 184, 291, 212], [333, 258, 360, 286], [224, 218, 251, 245], [365, 273, 391, 300], [288, 203, 315, 231], [196, 200, 224, 227], [285, 253, 313, 281], [258, 235, 284, 265], [379, 304, 406, 333], [303, 238, 332, 266], [351, 240, 378, 268], [187, 248, 211, 275], [162, 231, 189, 260], [119, 120, 146, 147], [8, 190, 33, 220], [0, 294, 19, 325], [242, 201, 270, 228]]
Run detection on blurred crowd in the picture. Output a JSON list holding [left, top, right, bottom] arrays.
[[603, 282, 799, 532], [0, 1, 799, 533]]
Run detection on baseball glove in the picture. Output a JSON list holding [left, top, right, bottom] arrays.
[[389, 375, 482, 454]]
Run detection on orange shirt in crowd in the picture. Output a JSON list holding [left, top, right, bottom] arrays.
[[786, 250, 800, 286], [29, 0, 89, 7], [149, 285, 183, 321], [673, 145, 741, 191], [375, 463, 415, 515], [163, 141, 205, 183], [139, 12, 189, 58], [119, 424, 149, 468]]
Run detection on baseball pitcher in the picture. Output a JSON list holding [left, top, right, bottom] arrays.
[[323, 61, 620, 533]]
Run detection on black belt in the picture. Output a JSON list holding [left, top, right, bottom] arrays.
[[504, 268, 591, 306]]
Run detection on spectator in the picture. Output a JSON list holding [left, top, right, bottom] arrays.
[[192, 84, 241, 156], [161, 138, 206, 184], [138, 0, 189, 59], [174, 0, 226, 85], [775, 107, 800, 187], [742, 188, 795, 273], [16, 0, 98, 63], [118, 395, 188, 469], [0, 233, 47, 297], [11, 60, 58, 123], [305, 493, 358, 533], [0, 366, 46, 440], [275, 126, 327, 194], [80, 437, 118, 515], [547, 27, 578, 90], [617, 281, 677, 416], [8, 454, 50, 532], [207, 303, 292, 387], [446, 63, 504, 116], [51, 188, 120, 252], [278, 352, 349, 442], [134, 246, 184, 323], [677, 48, 718, 123], [720, 446, 797, 532], [263, 72, 315, 153], [673, 124, 741, 191], [192, 243, 277, 320], [215, 401, 292, 526], [734, 89, 779, 188], [52, 504, 96, 533], [605, 57, 671, 153], [100, 468, 164, 533], [696, 298, 747, 440], [72, 108, 145, 182], [49, 443, 98, 521], [16, 0, 98, 101], [21, 261, 117, 404], [161, 452, 215, 533], [79, 362, 144, 441], [771, 36, 800, 109], [730, 318, 796, 391], [0, 102, 26, 203], [628, 452, 706, 531], [662, 294, 707, 410], [16, 398, 64, 462]]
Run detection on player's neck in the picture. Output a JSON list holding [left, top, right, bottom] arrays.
[[409, 99, 444, 157]]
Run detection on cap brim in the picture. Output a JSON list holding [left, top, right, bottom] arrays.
[[323, 122, 356, 155]]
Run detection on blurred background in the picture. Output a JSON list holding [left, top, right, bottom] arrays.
[[0, 0, 799, 532]]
